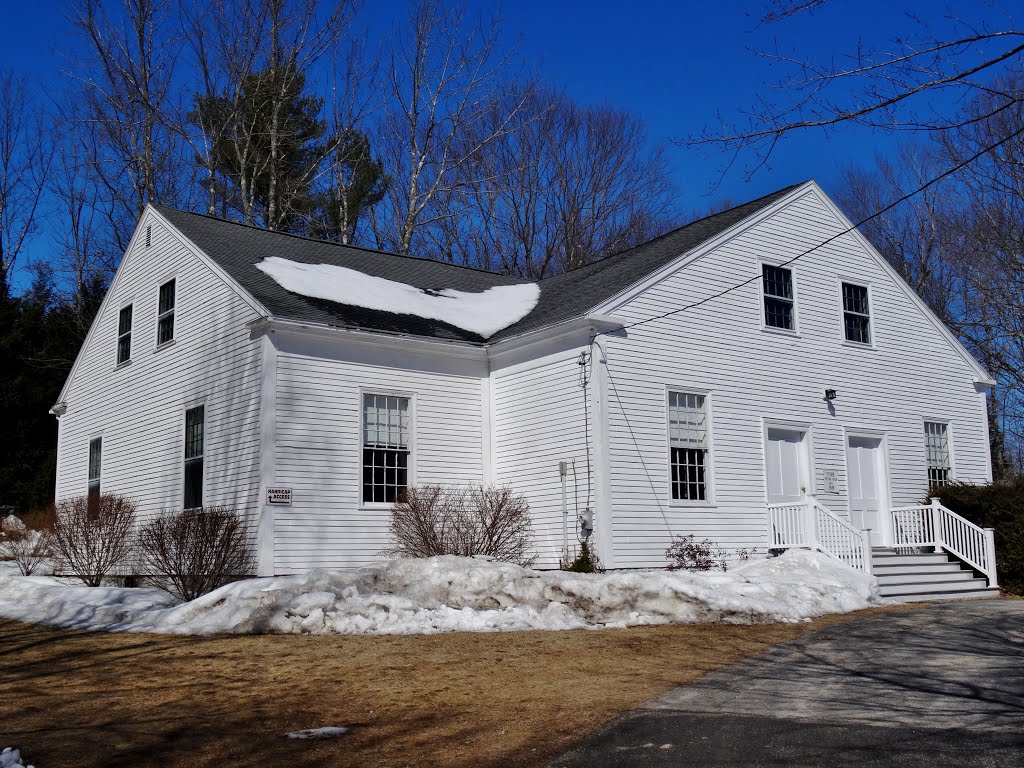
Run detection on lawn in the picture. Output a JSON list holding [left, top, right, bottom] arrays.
[[0, 608, 902, 767]]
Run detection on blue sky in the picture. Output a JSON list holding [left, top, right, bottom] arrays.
[[0, 0, 1018, 269]]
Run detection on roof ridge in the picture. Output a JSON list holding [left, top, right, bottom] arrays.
[[557, 181, 807, 279], [151, 204, 528, 281]]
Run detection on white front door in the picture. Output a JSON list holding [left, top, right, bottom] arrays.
[[847, 436, 886, 546], [766, 429, 808, 504]]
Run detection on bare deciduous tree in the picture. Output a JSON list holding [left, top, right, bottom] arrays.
[[683, 2, 1024, 177], [70, 0, 188, 248], [430, 87, 675, 276], [373, 0, 530, 256], [0, 72, 50, 297]]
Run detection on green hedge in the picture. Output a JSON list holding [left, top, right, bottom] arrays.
[[928, 478, 1024, 595]]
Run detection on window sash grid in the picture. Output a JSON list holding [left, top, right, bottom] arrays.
[[362, 394, 411, 503]]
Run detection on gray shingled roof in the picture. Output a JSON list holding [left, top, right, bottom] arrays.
[[155, 183, 800, 344]]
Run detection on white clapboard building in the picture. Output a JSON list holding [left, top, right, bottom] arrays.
[[51, 181, 1000, 599]]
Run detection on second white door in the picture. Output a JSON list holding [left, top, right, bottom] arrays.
[[847, 436, 887, 546]]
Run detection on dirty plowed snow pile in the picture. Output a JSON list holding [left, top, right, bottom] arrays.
[[0, 551, 878, 635]]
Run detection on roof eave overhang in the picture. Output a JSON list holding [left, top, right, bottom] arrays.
[[249, 316, 490, 361], [485, 314, 624, 359]]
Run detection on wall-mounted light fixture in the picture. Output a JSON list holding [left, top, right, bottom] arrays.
[[824, 388, 838, 401]]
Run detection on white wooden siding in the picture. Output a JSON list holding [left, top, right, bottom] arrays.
[[54, 212, 264, 540], [270, 332, 488, 572], [598, 187, 990, 568], [491, 345, 594, 569]]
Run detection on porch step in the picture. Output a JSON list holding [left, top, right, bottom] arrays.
[[871, 547, 998, 603]]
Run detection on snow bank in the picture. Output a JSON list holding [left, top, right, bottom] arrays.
[[286, 727, 349, 739], [255, 257, 540, 339], [0, 551, 877, 636], [0, 747, 33, 768]]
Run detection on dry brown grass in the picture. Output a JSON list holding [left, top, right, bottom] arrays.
[[0, 607, 904, 767]]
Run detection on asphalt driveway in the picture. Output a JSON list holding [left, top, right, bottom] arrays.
[[550, 600, 1024, 767]]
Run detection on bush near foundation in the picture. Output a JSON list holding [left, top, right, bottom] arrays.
[[0, 506, 56, 575], [387, 484, 535, 566], [137, 506, 256, 601], [51, 494, 136, 586], [928, 479, 1024, 595]]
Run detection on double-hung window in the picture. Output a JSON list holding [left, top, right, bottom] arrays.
[[157, 279, 175, 345], [88, 438, 102, 500], [117, 305, 133, 364], [184, 406, 204, 508], [668, 392, 710, 502], [762, 264, 794, 330], [924, 421, 951, 487], [842, 283, 871, 344], [362, 394, 410, 504]]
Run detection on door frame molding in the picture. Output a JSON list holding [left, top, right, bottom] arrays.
[[761, 418, 816, 503], [843, 426, 894, 546]]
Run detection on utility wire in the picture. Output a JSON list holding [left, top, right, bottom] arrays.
[[597, 117, 1024, 338]]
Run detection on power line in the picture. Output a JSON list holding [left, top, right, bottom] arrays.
[[599, 116, 1024, 337]]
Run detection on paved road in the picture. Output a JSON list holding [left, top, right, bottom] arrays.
[[550, 601, 1024, 767]]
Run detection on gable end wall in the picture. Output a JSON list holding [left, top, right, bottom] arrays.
[[55, 213, 264, 540], [600, 188, 990, 567]]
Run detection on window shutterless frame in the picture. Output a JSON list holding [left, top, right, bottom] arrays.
[[183, 404, 205, 509], [758, 259, 799, 334], [923, 420, 954, 487], [358, 389, 415, 507], [116, 304, 133, 365], [156, 278, 176, 347], [840, 280, 873, 346], [665, 386, 715, 506], [88, 437, 102, 499]]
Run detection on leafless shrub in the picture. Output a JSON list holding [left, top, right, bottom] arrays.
[[137, 506, 256, 601], [666, 534, 728, 572], [387, 484, 535, 566], [1, 507, 56, 576], [51, 495, 137, 586]]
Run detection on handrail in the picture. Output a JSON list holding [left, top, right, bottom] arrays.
[[768, 495, 872, 575], [890, 497, 998, 588]]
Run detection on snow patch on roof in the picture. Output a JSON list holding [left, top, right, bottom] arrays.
[[255, 256, 539, 339]]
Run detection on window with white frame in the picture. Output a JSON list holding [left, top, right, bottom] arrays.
[[184, 406, 204, 508], [157, 279, 175, 345], [362, 394, 410, 504], [762, 264, 794, 330], [88, 437, 102, 499], [117, 305, 132, 364], [842, 282, 871, 344], [924, 421, 951, 486], [668, 392, 709, 501]]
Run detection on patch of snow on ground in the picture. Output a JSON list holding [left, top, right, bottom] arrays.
[[286, 727, 349, 739], [255, 256, 540, 339], [0, 551, 878, 636], [0, 747, 33, 768]]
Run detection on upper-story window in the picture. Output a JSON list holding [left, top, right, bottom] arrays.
[[842, 282, 871, 344], [762, 264, 794, 330], [924, 421, 951, 487], [668, 391, 710, 502], [88, 437, 102, 499], [117, 305, 133, 365], [362, 393, 410, 504], [157, 279, 176, 345], [184, 405, 205, 509]]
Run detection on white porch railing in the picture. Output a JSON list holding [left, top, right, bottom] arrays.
[[891, 497, 999, 588], [768, 495, 873, 575]]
